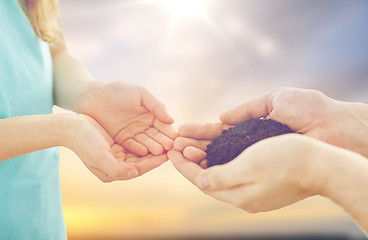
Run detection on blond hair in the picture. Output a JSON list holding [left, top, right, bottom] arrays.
[[18, 0, 60, 42]]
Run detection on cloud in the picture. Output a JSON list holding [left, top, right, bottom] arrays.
[[59, 0, 368, 238]]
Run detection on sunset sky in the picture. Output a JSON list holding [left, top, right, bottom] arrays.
[[58, 0, 368, 239]]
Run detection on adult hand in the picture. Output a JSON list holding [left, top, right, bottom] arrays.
[[170, 133, 368, 213], [173, 122, 230, 165], [221, 87, 368, 158], [76, 81, 177, 157], [170, 134, 321, 212], [169, 134, 368, 236], [70, 114, 168, 182]]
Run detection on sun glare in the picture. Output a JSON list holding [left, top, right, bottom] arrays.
[[160, 0, 207, 20]]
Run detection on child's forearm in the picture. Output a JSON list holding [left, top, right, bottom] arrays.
[[52, 51, 96, 112], [0, 114, 80, 161], [318, 145, 368, 235], [50, 22, 96, 113]]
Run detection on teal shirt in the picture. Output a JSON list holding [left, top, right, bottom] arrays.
[[0, 1, 66, 239]]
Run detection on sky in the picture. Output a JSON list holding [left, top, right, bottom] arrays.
[[58, 0, 368, 239]]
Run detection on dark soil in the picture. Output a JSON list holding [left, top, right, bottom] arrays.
[[202, 119, 295, 168]]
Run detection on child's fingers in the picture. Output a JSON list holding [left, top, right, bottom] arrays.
[[134, 133, 164, 155], [144, 127, 173, 150], [122, 138, 149, 156], [154, 119, 178, 140]]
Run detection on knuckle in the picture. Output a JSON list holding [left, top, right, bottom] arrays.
[[144, 127, 155, 135], [197, 171, 220, 191], [163, 140, 173, 151], [234, 198, 262, 213], [271, 87, 288, 95], [100, 178, 113, 183], [309, 89, 324, 98], [173, 137, 185, 150], [196, 173, 210, 191], [108, 168, 122, 179], [245, 207, 260, 214], [152, 145, 164, 155], [233, 199, 256, 212]]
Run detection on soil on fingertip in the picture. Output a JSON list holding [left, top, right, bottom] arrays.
[[201, 119, 295, 168]]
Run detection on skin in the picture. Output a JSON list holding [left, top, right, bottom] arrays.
[[0, 8, 177, 182], [0, 114, 167, 182], [170, 88, 368, 235], [220, 87, 368, 158], [51, 29, 178, 157], [174, 87, 368, 166], [169, 135, 368, 235], [51, 50, 177, 157]]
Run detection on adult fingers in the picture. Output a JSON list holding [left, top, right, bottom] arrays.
[[169, 149, 245, 191], [196, 150, 256, 191], [183, 146, 207, 164], [169, 149, 243, 190], [199, 163, 250, 191], [203, 187, 251, 211], [168, 150, 205, 188], [178, 122, 230, 140], [219, 90, 277, 125], [173, 137, 210, 152], [141, 89, 174, 124]]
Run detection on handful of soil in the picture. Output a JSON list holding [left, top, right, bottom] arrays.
[[201, 119, 295, 168]]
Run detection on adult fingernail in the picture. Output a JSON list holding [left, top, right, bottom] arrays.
[[197, 175, 208, 189], [127, 169, 138, 179]]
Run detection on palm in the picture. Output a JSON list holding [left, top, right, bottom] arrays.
[[111, 143, 169, 176], [79, 81, 177, 156], [80, 114, 168, 181], [169, 134, 318, 213]]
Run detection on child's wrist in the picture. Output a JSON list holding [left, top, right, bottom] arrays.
[[52, 113, 85, 150]]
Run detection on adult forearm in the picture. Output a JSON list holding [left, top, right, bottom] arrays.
[[318, 145, 368, 235], [53, 52, 95, 112], [345, 101, 368, 157], [0, 114, 79, 161]]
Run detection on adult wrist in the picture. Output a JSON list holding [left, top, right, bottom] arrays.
[[316, 143, 368, 218]]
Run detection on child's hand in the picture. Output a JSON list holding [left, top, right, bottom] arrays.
[[68, 114, 168, 182], [76, 81, 177, 157]]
